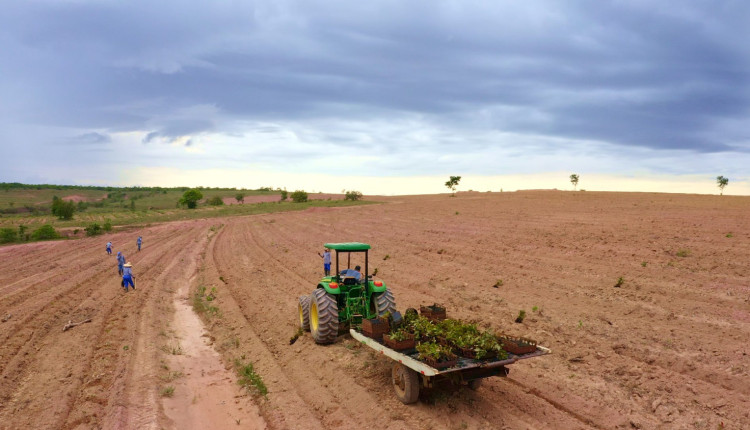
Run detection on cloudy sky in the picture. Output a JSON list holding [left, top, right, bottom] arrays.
[[1, 0, 748, 194]]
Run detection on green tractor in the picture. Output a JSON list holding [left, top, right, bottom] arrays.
[[298, 242, 396, 344]]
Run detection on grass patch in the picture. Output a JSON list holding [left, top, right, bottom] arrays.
[[676, 249, 690, 257], [234, 359, 268, 398], [160, 386, 175, 397], [161, 371, 184, 382], [161, 343, 183, 355], [192, 285, 220, 316]]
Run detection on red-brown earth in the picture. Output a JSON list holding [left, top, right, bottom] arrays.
[[1, 191, 748, 429]]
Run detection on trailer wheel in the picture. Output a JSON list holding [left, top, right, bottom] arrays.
[[298, 295, 311, 332], [392, 363, 419, 404], [467, 379, 482, 390], [310, 288, 339, 344], [374, 288, 396, 317]]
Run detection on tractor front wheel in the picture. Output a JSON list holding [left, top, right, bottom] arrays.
[[392, 363, 419, 404], [310, 288, 339, 344], [298, 295, 311, 332], [374, 288, 396, 317]]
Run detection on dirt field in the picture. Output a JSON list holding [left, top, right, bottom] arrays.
[[1, 191, 749, 429]]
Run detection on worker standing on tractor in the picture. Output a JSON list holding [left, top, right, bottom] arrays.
[[318, 247, 332, 276], [137, 236, 142, 252], [116, 251, 125, 275], [122, 262, 135, 292], [106, 241, 112, 255]]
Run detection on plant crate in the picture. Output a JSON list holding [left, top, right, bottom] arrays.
[[362, 318, 390, 341], [420, 304, 447, 322], [457, 346, 497, 360], [383, 334, 415, 351], [498, 335, 537, 355], [422, 357, 457, 370]]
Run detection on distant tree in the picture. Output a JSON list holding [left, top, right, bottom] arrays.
[[716, 175, 729, 195], [208, 196, 224, 206], [31, 224, 60, 241], [179, 189, 203, 209], [344, 190, 363, 201], [570, 174, 580, 191], [445, 176, 461, 196], [280, 190, 288, 201], [291, 190, 308, 203], [51, 198, 76, 220], [235, 193, 245, 204], [18, 224, 27, 240], [130, 199, 136, 211]]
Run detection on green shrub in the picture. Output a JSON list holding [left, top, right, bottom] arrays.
[[0, 228, 17, 243], [103, 220, 113, 232], [31, 224, 60, 240], [85, 223, 102, 236], [51, 198, 76, 220], [208, 196, 224, 206], [291, 190, 308, 203], [344, 190, 363, 201], [280, 190, 288, 201]]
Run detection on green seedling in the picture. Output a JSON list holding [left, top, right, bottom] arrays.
[[493, 279, 503, 288], [614, 277, 624, 288], [515, 310, 526, 323], [676, 249, 690, 257]]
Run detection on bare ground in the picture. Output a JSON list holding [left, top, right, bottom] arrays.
[[1, 191, 749, 429]]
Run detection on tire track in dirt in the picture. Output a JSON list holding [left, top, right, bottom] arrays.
[[0, 223, 199, 429], [64, 223, 210, 429]]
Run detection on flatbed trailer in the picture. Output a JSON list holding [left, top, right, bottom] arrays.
[[350, 329, 551, 404]]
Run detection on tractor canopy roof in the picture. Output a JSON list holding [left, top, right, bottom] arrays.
[[324, 242, 371, 251]]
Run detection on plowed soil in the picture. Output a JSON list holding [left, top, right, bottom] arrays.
[[1, 191, 749, 429]]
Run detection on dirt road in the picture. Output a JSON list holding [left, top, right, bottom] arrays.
[[1, 191, 749, 429]]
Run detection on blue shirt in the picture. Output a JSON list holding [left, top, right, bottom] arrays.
[[340, 269, 361, 281], [123, 266, 133, 277], [117, 255, 125, 265], [322, 251, 331, 264], [137, 237, 142, 244]]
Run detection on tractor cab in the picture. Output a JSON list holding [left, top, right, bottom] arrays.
[[326, 242, 370, 285]]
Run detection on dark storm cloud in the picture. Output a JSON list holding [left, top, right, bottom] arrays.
[[1, 0, 749, 171]]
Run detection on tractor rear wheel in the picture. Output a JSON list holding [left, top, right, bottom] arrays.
[[392, 363, 419, 404], [374, 288, 396, 317], [310, 288, 339, 344], [298, 295, 311, 332]]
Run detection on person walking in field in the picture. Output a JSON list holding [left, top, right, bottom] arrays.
[[318, 247, 332, 276], [122, 262, 136, 292], [137, 236, 142, 251], [116, 251, 126, 275], [106, 241, 112, 255]]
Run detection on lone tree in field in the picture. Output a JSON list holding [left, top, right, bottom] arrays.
[[716, 175, 729, 195], [570, 174, 580, 191], [179, 189, 203, 209], [235, 193, 244, 204], [51, 196, 76, 220], [445, 176, 461, 196]]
